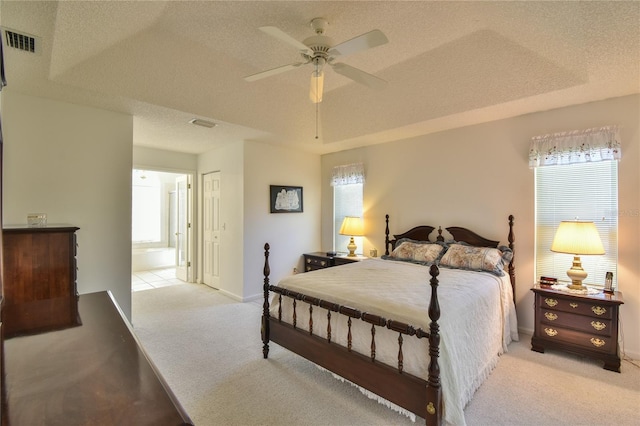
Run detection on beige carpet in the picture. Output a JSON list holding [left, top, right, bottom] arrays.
[[132, 283, 640, 426]]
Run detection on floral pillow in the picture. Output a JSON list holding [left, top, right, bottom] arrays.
[[383, 239, 447, 265], [438, 243, 513, 276]]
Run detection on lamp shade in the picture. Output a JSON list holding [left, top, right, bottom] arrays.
[[551, 221, 605, 255], [339, 216, 364, 237]]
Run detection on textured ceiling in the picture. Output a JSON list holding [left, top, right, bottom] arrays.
[[1, 1, 638, 155]]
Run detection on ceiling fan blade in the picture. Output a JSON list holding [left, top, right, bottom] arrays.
[[331, 62, 387, 90], [328, 29, 388, 57], [244, 62, 305, 82], [259, 26, 313, 55]]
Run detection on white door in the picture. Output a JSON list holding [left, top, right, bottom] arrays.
[[203, 172, 221, 288], [175, 175, 191, 282]]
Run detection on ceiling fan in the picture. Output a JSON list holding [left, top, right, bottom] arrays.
[[244, 18, 389, 103]]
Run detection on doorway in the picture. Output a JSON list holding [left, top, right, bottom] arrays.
[[132, 169, 193, 291]]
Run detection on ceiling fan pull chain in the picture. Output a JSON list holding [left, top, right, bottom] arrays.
[[315, 63, 320, 139]]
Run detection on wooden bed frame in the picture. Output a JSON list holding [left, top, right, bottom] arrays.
[[261, 215, 515, 426]]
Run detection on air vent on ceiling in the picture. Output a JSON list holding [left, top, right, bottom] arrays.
[[189, 118, 217, 128], [3, 28, 40, 55]]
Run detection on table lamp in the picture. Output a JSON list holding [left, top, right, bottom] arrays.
[[339, 216, 364, 257], [550, 220, 605, 290]]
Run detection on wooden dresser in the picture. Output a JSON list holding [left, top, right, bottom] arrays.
[[531, 284, 624, 372], [4, 291, 193, 425], [2, 225, 80, 337]]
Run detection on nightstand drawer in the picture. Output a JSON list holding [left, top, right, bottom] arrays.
[[540, 310, 613, 336], [531, 285, 623, 372], [303, 252, 363, 272], [334, 257, 358, 266], [537, 326, 615, 353], [537, 294, 612, 319], [305, 255, 330, 269]]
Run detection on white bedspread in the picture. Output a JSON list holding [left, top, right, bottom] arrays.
[[270, 258, 518, 426]]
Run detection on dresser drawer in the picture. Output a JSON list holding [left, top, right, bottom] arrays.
[[537, 294, 612, 319], [540, 309, 613, 337], [537, 325, 615, 354]]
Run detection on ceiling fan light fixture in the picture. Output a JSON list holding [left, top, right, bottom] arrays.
[[310, 69, 324, 103]]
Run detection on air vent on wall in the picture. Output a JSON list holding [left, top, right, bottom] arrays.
[[3, 28, 40, 55]]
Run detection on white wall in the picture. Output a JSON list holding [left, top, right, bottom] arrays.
[[198, 140, 321, 302], [2, 91, 134, 319], [321, 94, 640, 359], [133, 145, 197, 172], [243, 140, 321, 301]]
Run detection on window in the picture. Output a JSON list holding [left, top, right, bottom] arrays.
[[531, 126, 621, 288], [132, 170, 162, 243], [334, 183, 363, 254], [535, 162, 618, 287], [331, 163, 365, 255]]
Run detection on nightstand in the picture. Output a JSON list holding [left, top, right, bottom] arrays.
[[531, 284, 624, 372], [303, 252, 363, 272]]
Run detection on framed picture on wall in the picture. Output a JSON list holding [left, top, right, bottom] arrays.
[[270, 185, 303, 213]]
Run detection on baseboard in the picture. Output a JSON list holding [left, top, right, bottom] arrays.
[[622, 349, 639, 361], [216, 288, 242, 302], [518, 327, 533, 338], [243, 292, 263, 303]]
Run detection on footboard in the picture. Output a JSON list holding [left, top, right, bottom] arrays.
[[261, 243, 442, 426]]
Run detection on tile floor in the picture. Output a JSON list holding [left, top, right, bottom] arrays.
[[132, 268, 187, 292]]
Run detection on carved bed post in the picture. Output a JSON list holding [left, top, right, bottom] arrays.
[[508, 215, 516, 303], [425, 264, 442, 426], [262, 243, 271, 359], [385, 214, 390, 255]]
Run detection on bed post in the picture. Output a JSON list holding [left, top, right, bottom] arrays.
[[425, 264, 442, 426], [385, 214, 390, 255], [508, 215, 516, 303], [262, 243, 271, 359]]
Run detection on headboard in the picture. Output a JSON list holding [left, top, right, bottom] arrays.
[[385, 224, 436, 254], [383, 214, 516, 301], [384, 215, 509, 255]]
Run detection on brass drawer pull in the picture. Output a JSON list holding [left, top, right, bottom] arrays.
[[591, 321, 606, 331], [591, 306, 607, 316], [590, 338, 606, 347], [306, 258, 311, 263], [570, 303, 578, 308], [544, 312, 558, 321], [544, 298, 558, 307], [320, 260, 326, 266], [544, 328, 558, 337]]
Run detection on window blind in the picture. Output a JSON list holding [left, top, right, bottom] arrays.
[[535, 161, 618, 287], [333, 183, 363, 254]]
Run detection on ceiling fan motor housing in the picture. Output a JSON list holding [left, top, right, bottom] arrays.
[[302, 35, 334, 64]]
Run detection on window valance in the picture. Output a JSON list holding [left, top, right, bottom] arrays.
[[331, 163, 365, 186], [529, 125, 621, 168]]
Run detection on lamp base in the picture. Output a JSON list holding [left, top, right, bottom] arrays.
[[567, 282, 587, 291], [346, 237, 357, 257], [566, 255, 588, 290]]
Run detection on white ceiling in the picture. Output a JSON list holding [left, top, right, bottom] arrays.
[[1, 1, 638, 155]]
